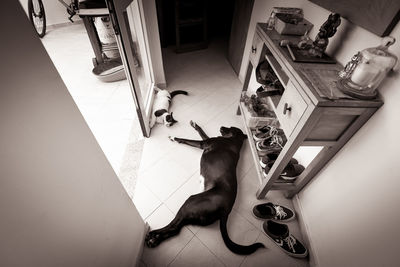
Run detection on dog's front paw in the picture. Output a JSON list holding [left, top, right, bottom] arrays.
[[168, 136, 176, 142], [190, 120, 197, 128]]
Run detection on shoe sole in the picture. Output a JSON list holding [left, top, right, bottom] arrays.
[[253, 134, 269, 142], [279, 175, 299, 181], [256, 142, 281, 156]]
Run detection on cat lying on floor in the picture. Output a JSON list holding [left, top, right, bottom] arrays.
[[150, 88, 188, 128]]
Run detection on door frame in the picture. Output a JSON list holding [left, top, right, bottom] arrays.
[[106, 0, 156, 137]]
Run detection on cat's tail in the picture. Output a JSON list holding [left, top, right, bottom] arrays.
[[170, 90, 188, 98]]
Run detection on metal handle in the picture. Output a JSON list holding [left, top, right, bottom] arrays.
[[283, 103, 291, 115], [252, 46, 257, 53]]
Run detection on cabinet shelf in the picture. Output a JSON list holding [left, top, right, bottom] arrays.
[[239, 23, 383, 199], [239, 101, 265, 185], [264, 53, 290, 88], [239, 101, 296, 191]]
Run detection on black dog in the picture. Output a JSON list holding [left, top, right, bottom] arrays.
[[145, 121, 265, 255]]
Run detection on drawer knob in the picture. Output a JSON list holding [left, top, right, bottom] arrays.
[[252, 46, 257, 53], [283, 103, 292, 115]]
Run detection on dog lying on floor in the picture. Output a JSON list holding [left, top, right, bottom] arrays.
[[145, 121, 265, 255]]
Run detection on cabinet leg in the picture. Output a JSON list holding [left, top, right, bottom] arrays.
[[256, 188, 268, 199]]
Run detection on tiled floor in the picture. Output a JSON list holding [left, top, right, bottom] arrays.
[[134, 42, 310, 266], [41, 22, 141, 175], [41, 22, 309, 267]]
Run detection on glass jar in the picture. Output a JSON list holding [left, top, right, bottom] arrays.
[[339, 36, 397, 97]]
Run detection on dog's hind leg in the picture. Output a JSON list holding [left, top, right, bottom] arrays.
[[190, 120, 209, 140], [145, 216, 185, 248], [169, 136, 204, 149]]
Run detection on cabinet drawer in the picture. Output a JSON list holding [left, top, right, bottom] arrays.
[[276, 81, 308, 137], [249, 33, 263, 66]]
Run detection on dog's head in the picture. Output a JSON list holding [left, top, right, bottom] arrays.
[[220, 126, 247, 141]]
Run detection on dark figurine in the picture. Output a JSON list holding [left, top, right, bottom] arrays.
[[308, 13, 341, 58]]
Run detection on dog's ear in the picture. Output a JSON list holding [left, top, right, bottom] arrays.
[[155, 109, 167, 117]]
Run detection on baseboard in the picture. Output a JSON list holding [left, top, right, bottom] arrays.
[[293, 195, 320, 267], [47, 19, 83, 31], [238, 71, 245, 84], [156, 82, 167, 89], [134, 222, 149, 267]]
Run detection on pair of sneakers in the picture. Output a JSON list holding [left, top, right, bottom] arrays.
[[253, 202, 308, 258], [253, 125, 277, 141], [254, 126, 287, 156], [260, 153, 305, 181]]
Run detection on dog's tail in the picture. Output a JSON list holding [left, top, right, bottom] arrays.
[[219, 214, 265, 255], [170, 90, 188, 98]]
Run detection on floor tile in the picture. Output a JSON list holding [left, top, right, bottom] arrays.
[[142, 205, 194, 267], [169, 236, 225, 267], [195, 209, 261, 267], [233, 167, 267, 229], [140, 155, 194, 202], [133, 180, 162, 219], [164, 142, 202, 176]]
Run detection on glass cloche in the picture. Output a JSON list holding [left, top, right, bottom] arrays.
[[338, 36, 398, 99]]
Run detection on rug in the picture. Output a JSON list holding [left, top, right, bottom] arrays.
[[118, 121, 144, 200]]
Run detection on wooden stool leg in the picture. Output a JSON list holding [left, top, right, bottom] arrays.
[[82, 16, 103, 65]]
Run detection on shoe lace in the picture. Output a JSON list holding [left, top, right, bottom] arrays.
[[268, 126, 278, 136], [265, 126, 284, 148], [269, 134, 284, 148], [274, 205, 287, 219], [283, 234, 297, 253]]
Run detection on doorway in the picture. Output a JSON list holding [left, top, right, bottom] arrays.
[[156, 0, 235, 52], [20, 0, 156, 199], [156, 0, 254, 76]]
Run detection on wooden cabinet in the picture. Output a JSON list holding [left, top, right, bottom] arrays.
[[239, 23, 383, 199], [275, 80, 308, 136]]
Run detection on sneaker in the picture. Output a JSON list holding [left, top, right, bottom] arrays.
[[263, 220, 308, 258], [254, 126, 285, 141], [262, 161, 275, 178], [280, 164, 305, 181], [262, 158, 299, 178], [253, 125, 273, 141], [256, 136, 284, 156], [259, 152, 280, 168], [253, 202, 295, 221]]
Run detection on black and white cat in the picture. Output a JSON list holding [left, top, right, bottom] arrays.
[[150, 89, 188, 128]]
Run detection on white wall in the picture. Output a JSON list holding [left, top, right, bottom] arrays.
[[0, 2, 145, 266], [241, 1, 400, 266]]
